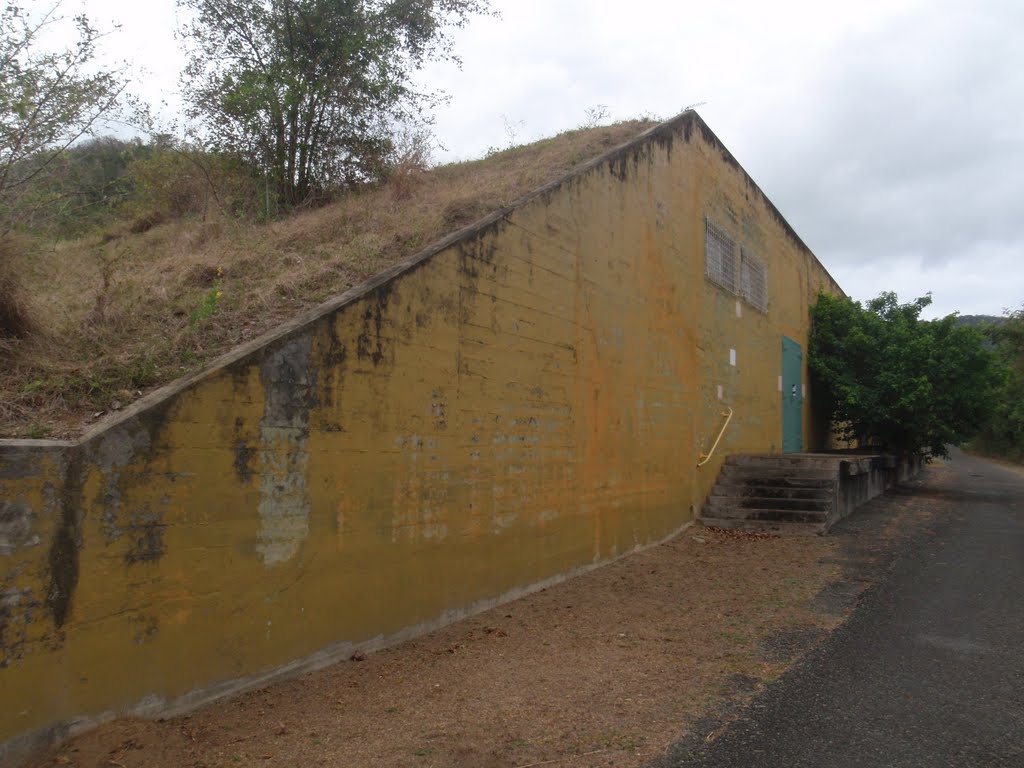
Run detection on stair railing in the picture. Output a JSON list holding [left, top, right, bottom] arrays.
[[697, 407, 734, 467]]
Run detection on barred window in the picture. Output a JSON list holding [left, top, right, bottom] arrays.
[[740, 247, 768, 313], [704, 217, 737, 293]]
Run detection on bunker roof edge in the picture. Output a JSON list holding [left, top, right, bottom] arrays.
[[0, 109, 841, 449]]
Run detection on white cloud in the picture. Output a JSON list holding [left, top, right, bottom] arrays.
[[46, 0, 1024, 318]]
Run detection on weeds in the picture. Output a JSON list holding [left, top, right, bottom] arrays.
[[189, 285, 222, 329], [0, 237, 35, 340], [582, 104, 611, 129], [2, 119, 659, 438], [25, 422, 51, 439]]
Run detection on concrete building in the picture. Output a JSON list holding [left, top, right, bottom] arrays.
[[0, 111, 842, 760]]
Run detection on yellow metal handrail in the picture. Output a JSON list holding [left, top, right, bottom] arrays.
[[697, 407, 734, 467]]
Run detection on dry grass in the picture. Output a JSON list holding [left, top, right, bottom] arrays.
[[0, 237, 37, 342], [0, 120, 657, 439]]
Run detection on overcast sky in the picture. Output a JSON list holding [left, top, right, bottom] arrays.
[[75, 0, 1023, 318]]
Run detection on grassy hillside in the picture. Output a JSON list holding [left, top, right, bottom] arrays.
[[0, 120, 657, 439]]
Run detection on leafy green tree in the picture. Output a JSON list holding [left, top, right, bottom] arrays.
[[12, 136, 141, 236], [809, 292, 1006, 459], [0, 2, 126, 340], [0, 2, 126, 224], [974, 306, 1024, 461], [179, 0, 493, 208], [123, 137, 264, 223]]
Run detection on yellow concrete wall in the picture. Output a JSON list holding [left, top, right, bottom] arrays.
[[0, 112, 842, 760]]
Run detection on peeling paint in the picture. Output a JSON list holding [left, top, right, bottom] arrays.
[[257, 337, 315, 566], [129, 613, 159, 645], [123, 507, 167, 565], [356, 285, 394, 366], [90, 424, 153, 545], [0, 583, 41, 668], [0, 500, 39, 556]]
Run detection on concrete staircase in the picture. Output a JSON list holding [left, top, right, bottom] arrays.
[[700, 454, 842, 535]]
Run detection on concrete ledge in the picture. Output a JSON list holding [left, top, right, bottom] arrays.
[[830, 453, 924, 529]]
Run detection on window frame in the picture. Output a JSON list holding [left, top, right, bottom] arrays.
[[704, 216, 738, 294]]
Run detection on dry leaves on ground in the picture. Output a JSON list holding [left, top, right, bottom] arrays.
[[35, 525, 844, 768]]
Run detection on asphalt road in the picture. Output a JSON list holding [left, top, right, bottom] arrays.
[[664, 449, 1024, 767]]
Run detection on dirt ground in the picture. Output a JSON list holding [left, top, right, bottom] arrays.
[[28, 500, 926, 768]]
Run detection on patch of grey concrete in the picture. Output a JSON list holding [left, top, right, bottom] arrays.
[[89, 423, 153, 545], [0, 499, 39, 556], [257, 336, 316, 566]]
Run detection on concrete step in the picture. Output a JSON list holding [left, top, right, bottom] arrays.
[[700, 502, 829, 522], [718, 466, 837, 482], [710, 484, 833, 500], [715, 474, 835, 490], [699, 516, 826, 536], [743, 508, 829, 523], [726, 454, 845, 471], [702, 454, 847, 535], [704, 496, 831, 513]]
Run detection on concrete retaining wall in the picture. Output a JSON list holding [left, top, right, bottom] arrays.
[[0, 112, 842, 763], [831, 453, 925, 528]]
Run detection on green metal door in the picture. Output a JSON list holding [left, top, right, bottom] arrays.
[[782, 336, 803, 453]]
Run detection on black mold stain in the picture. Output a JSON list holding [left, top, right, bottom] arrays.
[[457, 244, 480, 281], [356, 283, 394, 367], [123, 508, 166, 565], [608, 140, 654, 183], [232, 416, 255, 483], [681, 111, 697, 142], [610, 152, 630, 182], [414, 283, 434, 328], [228, 358, 254, 392], [478, 238, 498, 265], [45, 450, 83, 629], [317, 320, 349, 410], [323, 330, 349, 368], [234, 440, 256, 484], [699, 119, 740, 172], [0, 449, 46, 480]]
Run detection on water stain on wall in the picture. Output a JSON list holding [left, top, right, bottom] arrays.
[[46, 452, 82, 629], [122, 506, 167, 565], [257, 336, 317, 566]]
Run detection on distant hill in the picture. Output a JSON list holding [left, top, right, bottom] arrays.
[[956, 314, 1004, 328]]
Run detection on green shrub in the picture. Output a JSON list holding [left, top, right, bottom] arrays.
[[809, 292, 1006, 459], [124, 146, 264, 224]]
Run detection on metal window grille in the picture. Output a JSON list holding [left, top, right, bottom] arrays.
[[740, 247, 768, 313], [704, 217, 737, 293]]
